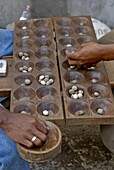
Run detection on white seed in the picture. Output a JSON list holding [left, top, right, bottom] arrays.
[[46, 79, 54, 85], [21, 111, 27, 114], [22, 26, 27, 29], [39, 75, 45, 80], [23, 65, 28, 70], [72, 94, 78, 99], [78, 93, 83, 98], [93, 91, 100, 97], [46, 81, 51, 85], [28, 67, 33, 72], [49, 78, 54, 83], [44, 77, 49, 82], [22, 70, 27, 73], [21, 56, 25, 60], [66, 44, 72, 47], [70, 65, 75, 69], [91, 79, 97, 83], [97, 108, 104, 115], [40, 80, 46, 85], [65, 34, 69, 36], [25, 79, 31, 85], [38, 79, 41, 83], [19, 67, 23, 72], [78, 90, 84, 94], [45, 75, 50, 79], [72, 86, 78, 91], [41, 35, 46, 38], [80, 22, 84, 26], [69, 89, 74, 95], [19, 52, 23, 57], [22, 36, 30, 39], [88, 66, 95, 70], [53, 31, 55, 37], [23, 53, 29, 57], [79, 32, 84, 35], [71, 94, 74, 99], [91, 67, 95, 70], [25, 57, 29, 60], [71, 79, 78, 84], [43, 110, 49, 116], [75, 110, 85, 116]]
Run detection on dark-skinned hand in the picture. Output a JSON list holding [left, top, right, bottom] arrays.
[[1, 108, 49, 148], [66, 42, 103, 66]]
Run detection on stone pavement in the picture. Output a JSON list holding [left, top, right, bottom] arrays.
[[29, 125, 114, 170]]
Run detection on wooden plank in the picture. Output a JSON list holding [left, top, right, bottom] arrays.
[[104, 61, 114, 87], [0, 57, 12, 96]]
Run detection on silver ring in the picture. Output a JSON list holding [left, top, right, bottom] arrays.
[[31, 136, 37, 142]]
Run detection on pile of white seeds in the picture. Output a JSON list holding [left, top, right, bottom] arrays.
[[69, 85, 84, 99], [18, 52, 30, 60], [38, 75, 54, 85], [19, 65, 33, 73]]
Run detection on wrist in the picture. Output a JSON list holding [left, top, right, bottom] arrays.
[[96, 44, 107, 61], [99, 44, 114, 61]]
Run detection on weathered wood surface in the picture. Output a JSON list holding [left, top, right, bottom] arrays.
[[0, 57, 12, 97]]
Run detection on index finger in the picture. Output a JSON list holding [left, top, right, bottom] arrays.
[[35, 119, 49, 134]]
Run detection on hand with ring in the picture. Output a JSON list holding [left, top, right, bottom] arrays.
[[1, 107, 49, 148]]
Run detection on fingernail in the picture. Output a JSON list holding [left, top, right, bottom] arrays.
[[47, 126, 50, 130]]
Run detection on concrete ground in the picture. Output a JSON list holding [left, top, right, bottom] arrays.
[[29, 125, 114, 170]]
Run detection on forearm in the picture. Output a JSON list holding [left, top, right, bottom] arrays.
[[100, 44, 114, 61]]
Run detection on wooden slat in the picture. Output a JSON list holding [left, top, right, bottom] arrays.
[[0, 57, 12, 95], [104, 61, 114, 87]]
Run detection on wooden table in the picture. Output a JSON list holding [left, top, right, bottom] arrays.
[[0, 56, 12, 97]]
